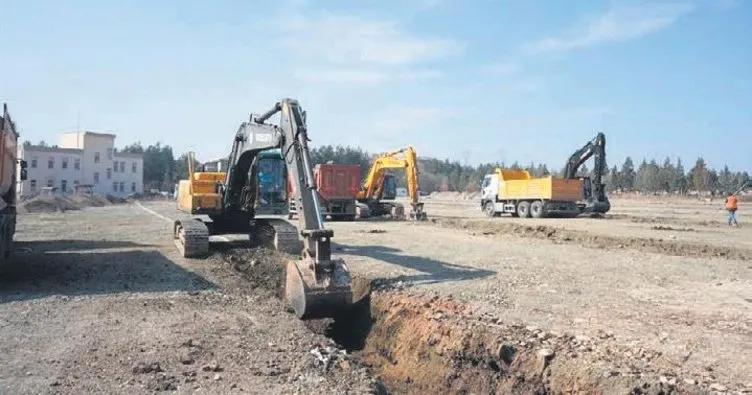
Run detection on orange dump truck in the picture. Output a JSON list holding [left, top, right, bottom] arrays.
[[479, 168, 582, 218], [289, 163, 361, 221]]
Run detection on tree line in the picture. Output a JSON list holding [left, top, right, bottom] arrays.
[[106, 142, 749, 195]]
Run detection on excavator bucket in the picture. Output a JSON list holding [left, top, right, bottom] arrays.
[[408, 203, 428, 221], [408, 210, 428, 221], [285, 257, 353, 320]]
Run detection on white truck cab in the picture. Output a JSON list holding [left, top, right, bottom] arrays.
[[480, 173, 498, 204]]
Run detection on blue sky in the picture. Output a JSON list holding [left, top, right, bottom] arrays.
[[2, 0, 750, 171]]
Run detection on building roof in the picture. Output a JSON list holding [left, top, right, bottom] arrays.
[[23, 145, 83, 154], [60, 130, 117, 139], [114, 151, 143, 159]]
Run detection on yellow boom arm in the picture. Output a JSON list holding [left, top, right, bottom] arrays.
[[357, 146, 421, 206]]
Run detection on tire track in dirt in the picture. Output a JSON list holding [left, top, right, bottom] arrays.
[[425, 216, 752, 262]]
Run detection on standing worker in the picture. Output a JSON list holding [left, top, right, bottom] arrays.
[[725, 192, 739, 227]]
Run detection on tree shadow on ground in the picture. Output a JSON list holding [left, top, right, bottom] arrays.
[[0, 241, 215, 304], [332, 243, 495, 288]]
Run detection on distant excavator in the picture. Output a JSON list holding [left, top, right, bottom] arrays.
[[355, 145, 427, 221], [562, 132, 610, 214], [173, 98, 353, 320]]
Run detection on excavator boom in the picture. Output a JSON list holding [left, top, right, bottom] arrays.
[[562, 132, 610, 214]]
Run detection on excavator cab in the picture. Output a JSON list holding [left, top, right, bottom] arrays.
[[254, 149, 290, 216], [380, 174, 397, 200]]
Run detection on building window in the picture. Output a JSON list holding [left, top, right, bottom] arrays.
[[47, 179, 54, 187], [94, 172, 99, 183], [131, 182, 136, 192], [94, 152, 100, 163], [118, 182, 124, 192], [107, 148, 113, 159], [74, 180, 79, 186], [74, 158, 81, 170], [113, 182, 118, 192], [61, 180, 67, 192], [31, 157, 37, 168], [30, 180, 37, 191], [120, 161, 126, 172], [132, 162, 137, 173], [106, 168, 112, 179], [62, 158, 68, 169], [48, 157, 54, 169]]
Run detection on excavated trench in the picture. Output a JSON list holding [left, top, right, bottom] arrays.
[[217, 248, 708, 395]]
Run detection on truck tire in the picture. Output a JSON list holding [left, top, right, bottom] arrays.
[[483, 202, 495, 217], [516, 201, 531, 218], [530, 200, 544, 218]]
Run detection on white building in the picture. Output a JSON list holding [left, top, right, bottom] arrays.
[[17, 131, 144, 197]]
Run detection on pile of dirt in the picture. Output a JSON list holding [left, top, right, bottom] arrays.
[[19, 196, 81, 213], [106, 194, 128, 204], [19, 194, 129, 213], [211, 247, 287, 299], [427, 217, 752, 261], [651, 225, 695, 232], [67, 194, 110, 207]]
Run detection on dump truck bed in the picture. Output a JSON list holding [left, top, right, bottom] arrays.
[[314, 164, 360, 201], [177, 172, 225, 214], [498, 176, 583, 201]]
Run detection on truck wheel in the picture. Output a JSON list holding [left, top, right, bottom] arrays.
[[530, 200, 544, 218], [517, 201, 531, 218], [483, 202, 495, 217]]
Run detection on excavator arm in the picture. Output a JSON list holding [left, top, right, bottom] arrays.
[[562, 132, 609, 213], [252, 99, 353, 319]]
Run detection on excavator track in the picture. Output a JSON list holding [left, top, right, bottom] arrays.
[[254, 218, 303, 256], [389, 203, 406, 220], [173, 219, 210, 258]]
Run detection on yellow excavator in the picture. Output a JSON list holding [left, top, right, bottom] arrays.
[[355, 145, 427, 221], [173, 98, 353, 320]]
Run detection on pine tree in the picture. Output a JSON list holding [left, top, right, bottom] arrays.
[[689, 157, 710, 192], [620, 157, 636, 190]]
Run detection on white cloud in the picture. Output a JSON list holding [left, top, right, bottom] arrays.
[[292, 69, 389, 84], [271, 12, 462, 66], [262, 9, 462, 88], [523, 3, 695, 54], [292, 68, 444, 84]]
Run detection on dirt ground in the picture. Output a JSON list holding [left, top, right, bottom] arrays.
[[0, 205, 384, 395], [1, 194, 751, 394]]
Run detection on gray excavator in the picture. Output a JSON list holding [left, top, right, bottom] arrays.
[[562, 132, 611, 215], [172, 98, 353, 320]]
